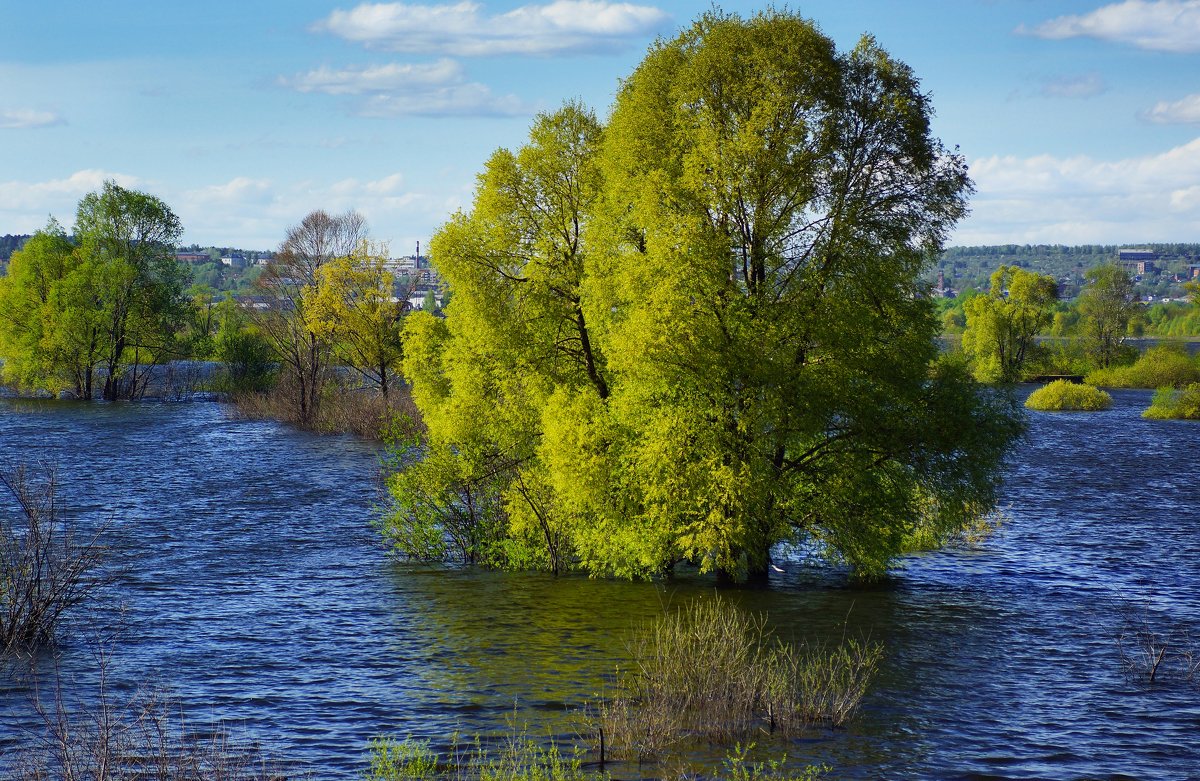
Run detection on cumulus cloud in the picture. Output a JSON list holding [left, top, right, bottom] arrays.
[[281, 59, 525, 116], [0, 170, 139, 215], [0, 108, 65, 129], [313, 0, 670, 56], [1019, 0, 1200, 52], [1143, 93, 1200, 123], [1040, 72, 1107, 99], [171, 173, 453, 249], [955, 137, 1200, 244]]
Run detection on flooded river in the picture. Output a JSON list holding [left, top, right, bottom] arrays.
[[1, 389, 1197, 779]]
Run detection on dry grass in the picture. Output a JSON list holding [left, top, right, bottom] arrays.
[[230, 379, 422, 441], [7, 659, 291, 781], [594, 597, 881, 761]]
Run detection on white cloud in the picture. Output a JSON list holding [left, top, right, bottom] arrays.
[[284, 59, 464, 95], [314, 0, 670, 56], [356, 83, 524, 116], [0, 170, 139, 215], [282, 59, 525, 116], [186, 177, 275, 207], [1040, 72, 1107, 99], [1020, 0, 1200, 52], [955, 137, 1200, 244], [0, 108, 65, 129], [1143, 93, 1200, 123], [171, 174, 453, 250]]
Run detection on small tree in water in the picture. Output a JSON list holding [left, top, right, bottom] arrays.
[[0, 465, 107, 655]]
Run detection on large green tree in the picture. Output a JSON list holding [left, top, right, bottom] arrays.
[[962, 265, 1059, 383], [0, 220, 104, 397], [0, 182, 187, 400], [74, 181, 187, 400], [388, 11, 1023, 581], [388, 103, 603, 572]]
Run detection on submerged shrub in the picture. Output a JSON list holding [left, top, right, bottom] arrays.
[[7, 677, 287, 780], [1086, 345, 1200, 389], [365, 731, 590, 781], [1, 465, 107, 655], [1116, 603, 1200, 685], [1025, 380, 1112, 411], [595, 597, 881, 761], [1142, 383, 1200, 420]]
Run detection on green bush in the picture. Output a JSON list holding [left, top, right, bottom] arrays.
[[1085, 345, 1200, 389], [1025, 380, 1112, 411], [1142, 383, 1200, 420]]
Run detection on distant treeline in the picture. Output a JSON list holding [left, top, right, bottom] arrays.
[[0, 234, 31, 263], [945, 243, 1200, 258], [937, 243, 1200, 298]]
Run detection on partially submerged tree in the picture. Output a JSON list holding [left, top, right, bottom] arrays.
[[304, 242, 407, 401], [388, 11, 1024, 581], [75, 181, 188, 400], [0, 220, 96, 396], [255, 210, 367, 426], [386, 102, 603, 572], [0, 182, 187, 400], [962, 265, 1059, 383], [1078, 263, 1139, 369]]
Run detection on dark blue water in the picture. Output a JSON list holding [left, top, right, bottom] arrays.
[[1, 390, 1198, 779]]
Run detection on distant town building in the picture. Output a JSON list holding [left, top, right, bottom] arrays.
[[932, 269, 956, 298], [220, 253, 247, 269], [1118, 248, 1158, 275], [175, 252, 210, 264]]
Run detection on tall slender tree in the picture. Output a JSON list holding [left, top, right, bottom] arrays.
[[962, 265, 1059, 383], [1078, 263, 1138, 369], [74, 181, 187, 400], [255, 210, 367, 426]]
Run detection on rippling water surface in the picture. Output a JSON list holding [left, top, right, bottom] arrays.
[[1, 390, 1198, 779]]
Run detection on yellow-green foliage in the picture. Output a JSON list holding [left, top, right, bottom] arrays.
[[385, 13, 1024, 581], [1025, 380, 1112, 411], [961, 265, 1058, 383], [1143, 383, 1200, 420], [1085, 345, 1200, 388]]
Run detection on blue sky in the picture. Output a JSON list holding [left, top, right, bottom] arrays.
[[3, 0, 1200, 251]]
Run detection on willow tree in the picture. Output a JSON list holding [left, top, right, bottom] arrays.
[[75, 181, 187, 400], [304, 243, 407, 400], [0, 222, 84, 394], [962, 265, 1059, 383], [390, 11, 1023, 581], [0, 182, 186, 400], [1078, 263, 1138, 369], [387, 102, 604, 572]]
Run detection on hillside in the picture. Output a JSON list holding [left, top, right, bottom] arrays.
[[936, 243, 1200, 300]]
